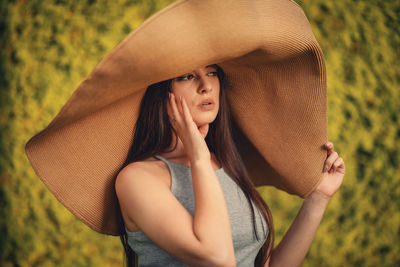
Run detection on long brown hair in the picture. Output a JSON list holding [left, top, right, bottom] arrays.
[[116, 64, 274, 267]]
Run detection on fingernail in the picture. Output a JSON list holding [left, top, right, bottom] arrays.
[[323, 165, 328, 172]]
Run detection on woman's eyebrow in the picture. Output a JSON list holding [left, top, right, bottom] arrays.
[[191, 65, 217, 72]]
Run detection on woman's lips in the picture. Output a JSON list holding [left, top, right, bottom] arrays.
[[198, 102, 215, 110], [198, 98, 215, 110]]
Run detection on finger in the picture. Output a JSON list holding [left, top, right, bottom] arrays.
[[180, 96, 194, 124], [323, 151, 338, 172], [167, 93, 176, 123], [324, 142, 334, 156], [169, 93, 182, 124], [175, 95, 184, 116], [331, 157, 345, 173]]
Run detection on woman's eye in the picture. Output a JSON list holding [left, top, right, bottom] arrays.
[[209, 71, 218, 76], [176, 71, 217, 81], [177, 74, 194, 81]]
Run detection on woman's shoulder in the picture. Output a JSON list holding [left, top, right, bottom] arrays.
[[115, 156, 171, 233], [124, 156, 160, 170], [116, 156, 169, 187]]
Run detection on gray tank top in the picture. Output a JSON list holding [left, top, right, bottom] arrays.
[[125, 154, 268, 266]]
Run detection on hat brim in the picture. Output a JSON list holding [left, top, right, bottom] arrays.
[[25, 0, 327, 235]]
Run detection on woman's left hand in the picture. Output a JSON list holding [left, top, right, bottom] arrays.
[[312, 142, 346, 200]]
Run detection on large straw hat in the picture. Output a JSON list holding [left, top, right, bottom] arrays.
[[25, 0, 327, 236]]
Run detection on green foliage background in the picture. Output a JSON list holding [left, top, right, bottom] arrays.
[[1, 0, 398, 266]]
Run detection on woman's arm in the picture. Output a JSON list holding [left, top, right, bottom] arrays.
[[116, 160, 235, 267], [265, 142, 346, 267], [266, 191, 330, 267], [191, 159, 236, 266]]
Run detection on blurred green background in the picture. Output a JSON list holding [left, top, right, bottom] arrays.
[[1, 0, 399, 266]]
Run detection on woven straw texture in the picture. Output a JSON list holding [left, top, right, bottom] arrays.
[[25, 0, 327, 235]]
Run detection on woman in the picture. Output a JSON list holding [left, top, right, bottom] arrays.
[[115, 64, 346, 267]]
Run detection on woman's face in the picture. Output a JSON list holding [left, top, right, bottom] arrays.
[[170, 65, 220, 126]]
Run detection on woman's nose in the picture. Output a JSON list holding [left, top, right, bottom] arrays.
[[198, 78, 212, 94], [200, 87, 211, 94]]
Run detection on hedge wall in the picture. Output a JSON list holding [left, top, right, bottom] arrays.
[[1, 0, 398, 266]]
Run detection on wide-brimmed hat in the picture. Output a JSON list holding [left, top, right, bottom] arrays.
[[25, 0, 327, 236]]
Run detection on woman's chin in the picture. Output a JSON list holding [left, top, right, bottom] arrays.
[[194, 116, 216, 127], [194, 111, 218, 124]]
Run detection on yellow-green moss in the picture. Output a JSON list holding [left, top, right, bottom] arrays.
[[1, 0, 399, 266]]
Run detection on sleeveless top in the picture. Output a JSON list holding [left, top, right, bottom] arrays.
[[125, 154, 268, 266]]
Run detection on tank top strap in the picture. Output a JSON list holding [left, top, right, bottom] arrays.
[[153, 154, 168, 164], [154, 154, 174, 170], [154, 154, 189, 171], [153, 154, 189, 197]]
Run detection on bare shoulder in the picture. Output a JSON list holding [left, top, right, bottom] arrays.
[[115, 157, 169, 232], [115, 157, 166, 189]]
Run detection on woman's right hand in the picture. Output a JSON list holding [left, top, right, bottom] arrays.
[[166, 92, 211, 163]]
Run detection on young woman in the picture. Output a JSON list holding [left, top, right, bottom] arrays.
[[115, 64, 345, 267]]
